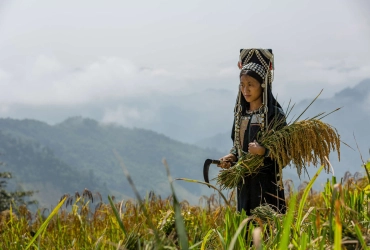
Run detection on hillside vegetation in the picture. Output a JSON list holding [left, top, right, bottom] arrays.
[[0, 117, 221, 208], [0, 162, 369, 249]]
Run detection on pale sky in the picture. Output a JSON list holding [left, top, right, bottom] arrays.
[[0, 0, 369, 141]]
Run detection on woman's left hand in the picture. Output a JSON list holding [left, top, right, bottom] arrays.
[[248, 140, 266, 156]]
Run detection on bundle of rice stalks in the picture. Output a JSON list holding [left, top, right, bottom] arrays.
[[217, 95, 341, 189], [251, 204, 282, 223]]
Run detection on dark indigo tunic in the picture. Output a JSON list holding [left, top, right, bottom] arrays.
[[230, 106, 286, 215]]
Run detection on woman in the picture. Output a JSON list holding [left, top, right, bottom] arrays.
[[218, 48, 286, 215]]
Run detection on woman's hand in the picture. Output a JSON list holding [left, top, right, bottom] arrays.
[[217, 154, 237, 169], [237, 61, 242, 69], [248, 140, 266, 156]]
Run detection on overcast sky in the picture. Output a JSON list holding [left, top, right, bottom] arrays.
[[0, 0, 369, 139]]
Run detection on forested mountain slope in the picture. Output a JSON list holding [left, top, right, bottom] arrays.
[[0, 118, 222, 208]]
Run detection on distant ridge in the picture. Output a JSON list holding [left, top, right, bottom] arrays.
[[334, 78, 370, 101], [0, 117, 222, 208]]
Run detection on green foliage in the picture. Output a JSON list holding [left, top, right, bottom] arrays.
[[0, 166, 36, 212], [0, 164, 370, 249], [25, 197, 66, 249], [0, 117, 221, 206], [0, 130, 108, 209]]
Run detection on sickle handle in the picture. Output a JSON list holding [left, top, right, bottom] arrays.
[[203, 159, 236, 186]]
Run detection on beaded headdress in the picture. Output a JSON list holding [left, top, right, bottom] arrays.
[[233, 48, 275, 156], [239, 48, 274, 83]]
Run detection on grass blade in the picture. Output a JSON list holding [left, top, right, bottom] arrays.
[[316, 107, 342, 120], [176, 178, 229, 206], [163, 158, 189, 250], [113, 149, 161, 245], [25, 197, 66, 250], [334, 200, 342, 250], [278, 194, 297, 250], [200, 229, 214, 250], [295, 165, 324, 229], [353, 223, 367, 249], [293, 89, 323, 123], [227, 217, 252, 250], [108, 195, 127, 235], [215, 229, 226, 249]]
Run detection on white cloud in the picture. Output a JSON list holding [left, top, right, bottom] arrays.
[[101, 102, 164, 128], [304, 60, 324, 69], [101, 106, 141, 127], [150, 69, 172, 76], [0, 68, 17, 101], [273, 59, 370, 102], [0, 104, 9, 115], [218, 67, 239, 77], [0, 68, 10, 80], [31, 55, 62, 77], [0, 55, 197, 105], [0, 0, 369, 136], [1, 53, 369, 114]]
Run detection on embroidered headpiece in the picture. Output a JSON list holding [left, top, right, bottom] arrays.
[[239, 48, 274, 84], [242, 62, 266, 80]]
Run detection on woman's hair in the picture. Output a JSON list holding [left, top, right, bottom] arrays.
[[238, 69, 264, 114], [239, 69, 263, 84]]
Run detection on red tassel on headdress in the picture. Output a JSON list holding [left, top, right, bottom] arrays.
[[269, 62, 273, 70]]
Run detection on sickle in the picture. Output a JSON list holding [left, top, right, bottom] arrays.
[[203, 159, 221, 185]]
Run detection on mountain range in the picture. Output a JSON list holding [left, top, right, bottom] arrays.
[[0, 79, 369, 209], [0, 117, 223, 208]]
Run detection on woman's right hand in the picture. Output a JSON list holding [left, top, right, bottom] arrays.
[[217, 154, 237, 169], [237, 61, 242, 69]]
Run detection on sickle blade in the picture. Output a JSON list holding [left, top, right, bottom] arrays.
[[203, 159, 221, 186], [203, 159, 213, 185]]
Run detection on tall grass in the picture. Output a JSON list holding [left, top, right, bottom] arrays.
[[1, 161, 369, 249]]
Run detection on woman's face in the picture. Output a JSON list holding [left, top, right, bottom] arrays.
[[240, 75, 263, 104]]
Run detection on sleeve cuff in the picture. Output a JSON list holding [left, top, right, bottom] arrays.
[[229, 147, 238, 157]]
